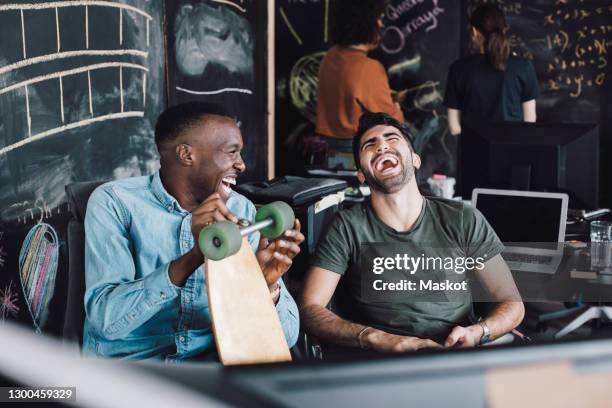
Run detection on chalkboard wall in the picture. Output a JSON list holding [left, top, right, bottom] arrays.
[[276, 0, 610, 204], [165, 0, 269, 183], [463, 0, 611, 206], [275, 0, 461, 182], [372, 0, 461, 179], [464, 0, 611, 126], [0, 0, 165, 333]]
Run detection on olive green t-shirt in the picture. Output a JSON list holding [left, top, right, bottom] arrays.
[[311, 197, 505, 342]]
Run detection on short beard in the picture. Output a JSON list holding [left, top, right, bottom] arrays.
[[362, 159, 413, 194]]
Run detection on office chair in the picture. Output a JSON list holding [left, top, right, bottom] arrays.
[[62, 181, 106, 347], [62, 180, 308, 363]]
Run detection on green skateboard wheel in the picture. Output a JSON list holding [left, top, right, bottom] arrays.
[[255, 201, 295, 239], [199, 221, 242, 260]]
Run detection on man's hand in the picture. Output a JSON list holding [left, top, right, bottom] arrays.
[[391, 89, 408, 103], [256, 219, 304, 290], [444, 325, 483, 348], [190, 192, 239, 257], [364, 328, 441, 353], [169, 193, 239, 287]]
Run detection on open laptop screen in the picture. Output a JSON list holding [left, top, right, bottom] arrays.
[[474, 193, 564, 242]]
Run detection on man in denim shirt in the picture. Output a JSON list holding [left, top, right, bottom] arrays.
[[83, 102, 303, 361]]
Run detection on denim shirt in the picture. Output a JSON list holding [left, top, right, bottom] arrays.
[[83, 171, 299, 360]]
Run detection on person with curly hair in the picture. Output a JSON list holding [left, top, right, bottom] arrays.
[[315, 0, 405, 142]]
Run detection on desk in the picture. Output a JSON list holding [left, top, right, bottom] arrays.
[[505, 245, 612, 303], [135, 338, 612, 408], [507, 222, 612, 338], [565, 212, 612, 241], [500, 213, 612, 302]]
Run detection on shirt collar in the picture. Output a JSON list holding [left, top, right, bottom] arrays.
[[151, 171, 181, 213]]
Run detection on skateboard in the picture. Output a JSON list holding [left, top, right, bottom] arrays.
[[200, 201, 295, 365]]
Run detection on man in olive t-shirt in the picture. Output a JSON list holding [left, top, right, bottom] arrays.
[[300, 112, 524, 353]]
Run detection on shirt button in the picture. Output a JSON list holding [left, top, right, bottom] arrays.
[[179, 336, 186, 343], [160, 292, 167, 300]]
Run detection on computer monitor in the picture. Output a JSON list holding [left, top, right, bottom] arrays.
[[459, 121, 599, 210]]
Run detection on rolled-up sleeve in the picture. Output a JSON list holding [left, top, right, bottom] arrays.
[[84, 186, 180, 341]]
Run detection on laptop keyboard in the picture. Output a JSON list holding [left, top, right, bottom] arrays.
[[503, 252, 554, 265]]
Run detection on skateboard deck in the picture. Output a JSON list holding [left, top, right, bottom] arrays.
[[205, 238, 292, 365]]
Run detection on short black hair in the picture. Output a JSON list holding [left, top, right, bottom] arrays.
[[154, 101, 233, 148], [330, 0, 386, 46], [352, 112, 414, 169]]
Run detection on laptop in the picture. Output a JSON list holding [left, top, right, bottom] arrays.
[[472, 188, 569, 274]]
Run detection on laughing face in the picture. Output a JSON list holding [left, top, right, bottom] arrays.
[[180, 115, 246, 203], [357, 125, 419, 194]]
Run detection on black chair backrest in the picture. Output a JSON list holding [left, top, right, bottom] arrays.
[[62, 181, 106, 346]]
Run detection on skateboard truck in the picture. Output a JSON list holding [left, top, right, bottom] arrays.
[[199, 201, 295, 261]]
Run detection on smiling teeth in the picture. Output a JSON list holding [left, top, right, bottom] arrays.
[[222, 177, 236, 185]]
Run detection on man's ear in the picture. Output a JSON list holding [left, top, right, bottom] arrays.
[[412, 152, 422, 170], [357, 170, 366, 184], [175, 143, 194, 166]]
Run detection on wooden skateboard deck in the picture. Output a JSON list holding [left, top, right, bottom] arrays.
[[205, 238, 292, 365]]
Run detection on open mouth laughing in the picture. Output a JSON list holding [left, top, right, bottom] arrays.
[[219, 175, 237, 200], [372, 153, 401, 177]]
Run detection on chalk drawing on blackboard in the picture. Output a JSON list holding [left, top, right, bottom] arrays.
[[59, 76, 64, 123], [279, 7, 303, 46], [142, 71, 147, 108], [388, 55, 422, 77], [176, 86, 253, 96], [120, 7, 123, 45], [210, 0, 247, 13], [403, 81, 442, 113], [0, 1, 153, 155], [0, 0, 162, 231], [323, 0, 329, 43], [20, 9, 26, 58], [85, 5, 89, 48], [18, 223, 59, 332], [289, 52, 325, 123], [87, 70, 93, 115], [25, 84, 31, 137], [55, 7, 59, 51], [0, 2, 153, 17], [1, 2, 153, 54], [0, 282, 20, 321], [174, 2, 253, 77], [0, 62, 147, 156], [120, 66, 124, 112], [0, 50, 149, 76], [3, 199, 68, 226], [381, 0, 446, 55], [0, 232, 5, 268]]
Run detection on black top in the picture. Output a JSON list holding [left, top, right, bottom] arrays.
[[444, 54, 540, 121]]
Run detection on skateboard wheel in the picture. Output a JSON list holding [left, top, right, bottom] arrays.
[[199, 221, 242, 260], [255, 201, 295, 239]]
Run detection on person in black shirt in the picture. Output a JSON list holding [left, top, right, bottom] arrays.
[[444, 4, 539, 135]]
